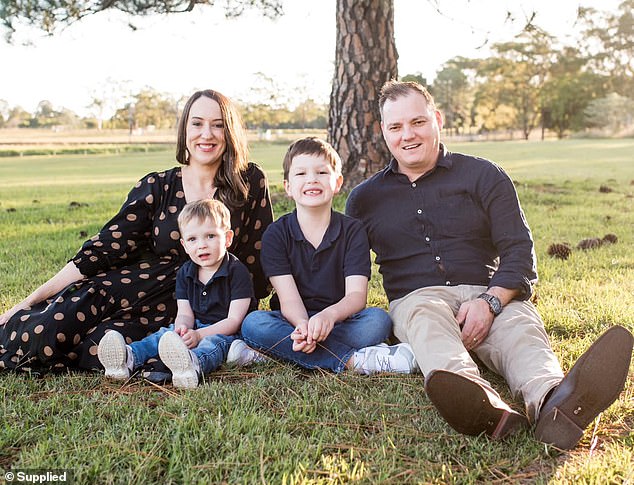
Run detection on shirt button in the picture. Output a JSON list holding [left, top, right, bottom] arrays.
[[412, 182, 417, 188], [417, 209, 422, 214], [202, 291, 207, 296], [425, 236, 430, 242], [435, 256, 441, 261]]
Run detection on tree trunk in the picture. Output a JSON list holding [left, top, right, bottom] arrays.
[[328, 0, 398, 190]]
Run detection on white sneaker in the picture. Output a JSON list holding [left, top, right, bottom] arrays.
[[226, 339, 268, 366], [158, 331, 201, 389], [98, 330, 133, 380], [354, 342, 419, 375]]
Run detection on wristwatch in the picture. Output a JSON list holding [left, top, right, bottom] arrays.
[[477, 293, 502, 316]]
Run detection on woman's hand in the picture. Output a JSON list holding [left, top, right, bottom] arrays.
[[0, 262, 84, 326], [0, 301, 32, 326]]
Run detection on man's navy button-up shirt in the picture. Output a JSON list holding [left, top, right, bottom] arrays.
[[346, 144, 537, 302]]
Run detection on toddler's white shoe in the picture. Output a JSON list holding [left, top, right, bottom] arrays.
[[98, 330, 133, 380], [158, 331, 201, 389]]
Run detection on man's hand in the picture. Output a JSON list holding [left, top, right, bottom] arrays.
[[456, 298, 495, 351]]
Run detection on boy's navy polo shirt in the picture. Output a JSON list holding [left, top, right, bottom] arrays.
[[175, 252, 256, 323], [262, 210, 371, 312]]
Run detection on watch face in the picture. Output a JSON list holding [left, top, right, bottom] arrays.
[[479, 293, 501, 315], [490, 297, 501, 314]]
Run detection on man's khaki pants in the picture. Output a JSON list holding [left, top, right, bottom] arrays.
[[390, 285, 564, 421]]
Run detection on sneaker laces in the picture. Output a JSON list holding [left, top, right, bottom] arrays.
[[374, 353, 395, 373]]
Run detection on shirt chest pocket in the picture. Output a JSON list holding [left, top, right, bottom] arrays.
[[429, 193, 489, 238]]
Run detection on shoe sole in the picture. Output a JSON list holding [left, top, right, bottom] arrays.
[[535, 325, 633, 449], [425, 369, 528, 439], [158, 332, 199, 389], [97, 331, 129, 380]]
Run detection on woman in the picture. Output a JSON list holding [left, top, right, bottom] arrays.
[[0, 89, 273, 373]]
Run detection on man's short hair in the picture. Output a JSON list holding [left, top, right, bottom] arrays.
[[282, 137, 342, 181], [379, 80, 436, 117], [177, 199, 231, 232]]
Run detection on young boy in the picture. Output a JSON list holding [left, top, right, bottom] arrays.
[[231, 137, 418, 374], [98, 199, 255, 388]]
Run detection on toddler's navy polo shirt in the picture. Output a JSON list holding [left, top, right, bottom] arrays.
[[175, 252, 255, 323], [262, 210, 370, 312]]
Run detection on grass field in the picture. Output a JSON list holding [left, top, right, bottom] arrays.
[[0, 138, 633, 483]]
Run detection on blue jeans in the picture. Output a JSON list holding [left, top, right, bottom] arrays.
[[129, 322, 235, 375], [241, 307, 392, 373]]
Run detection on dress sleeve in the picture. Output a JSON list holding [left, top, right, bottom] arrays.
[[70, 171, 163, 277], [231, 163, 274, 300]]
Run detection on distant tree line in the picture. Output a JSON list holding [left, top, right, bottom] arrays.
[[0, 87, 329, 132], [413, 3, 634, 139], [1, 2, 632, 138]]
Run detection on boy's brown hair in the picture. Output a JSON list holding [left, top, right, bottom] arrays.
[[282, 137, 342, 181], [177, 199, 231, 233]]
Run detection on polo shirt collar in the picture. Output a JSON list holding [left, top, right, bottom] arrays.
[[289, 209, 342, 249], [183, 252, 231, 286], [385, 143, 453, 178]]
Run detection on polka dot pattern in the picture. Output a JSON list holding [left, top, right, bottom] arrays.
[[0, 164, 273, 371]]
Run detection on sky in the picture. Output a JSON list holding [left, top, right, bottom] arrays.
[[0, 0, 623, 117]]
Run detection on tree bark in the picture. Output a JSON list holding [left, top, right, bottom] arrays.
[[328, 0, 398, 190]]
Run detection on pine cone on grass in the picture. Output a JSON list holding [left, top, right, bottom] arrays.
[[577, 238, 603, 250], [547, 243, 572, 260], [602, 233, 618, 244]]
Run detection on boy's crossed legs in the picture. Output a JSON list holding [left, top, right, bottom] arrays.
[[238, 307, 419, 374]]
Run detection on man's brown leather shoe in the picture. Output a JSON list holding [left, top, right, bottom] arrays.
[[535, 325, 633, 450], [425, 369, 529, 439]]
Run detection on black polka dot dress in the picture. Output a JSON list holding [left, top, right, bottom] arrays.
[[0, 163, 272, 372]]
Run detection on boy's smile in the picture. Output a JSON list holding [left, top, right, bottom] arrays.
[[284, 153, 343, 209]]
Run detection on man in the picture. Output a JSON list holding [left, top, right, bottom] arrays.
[[346, 80, 633, 449]]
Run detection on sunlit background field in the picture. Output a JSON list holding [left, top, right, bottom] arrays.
[[0, 138, 633, 483]]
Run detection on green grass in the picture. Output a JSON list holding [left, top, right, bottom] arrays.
[[0, 139, 633, 483]]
